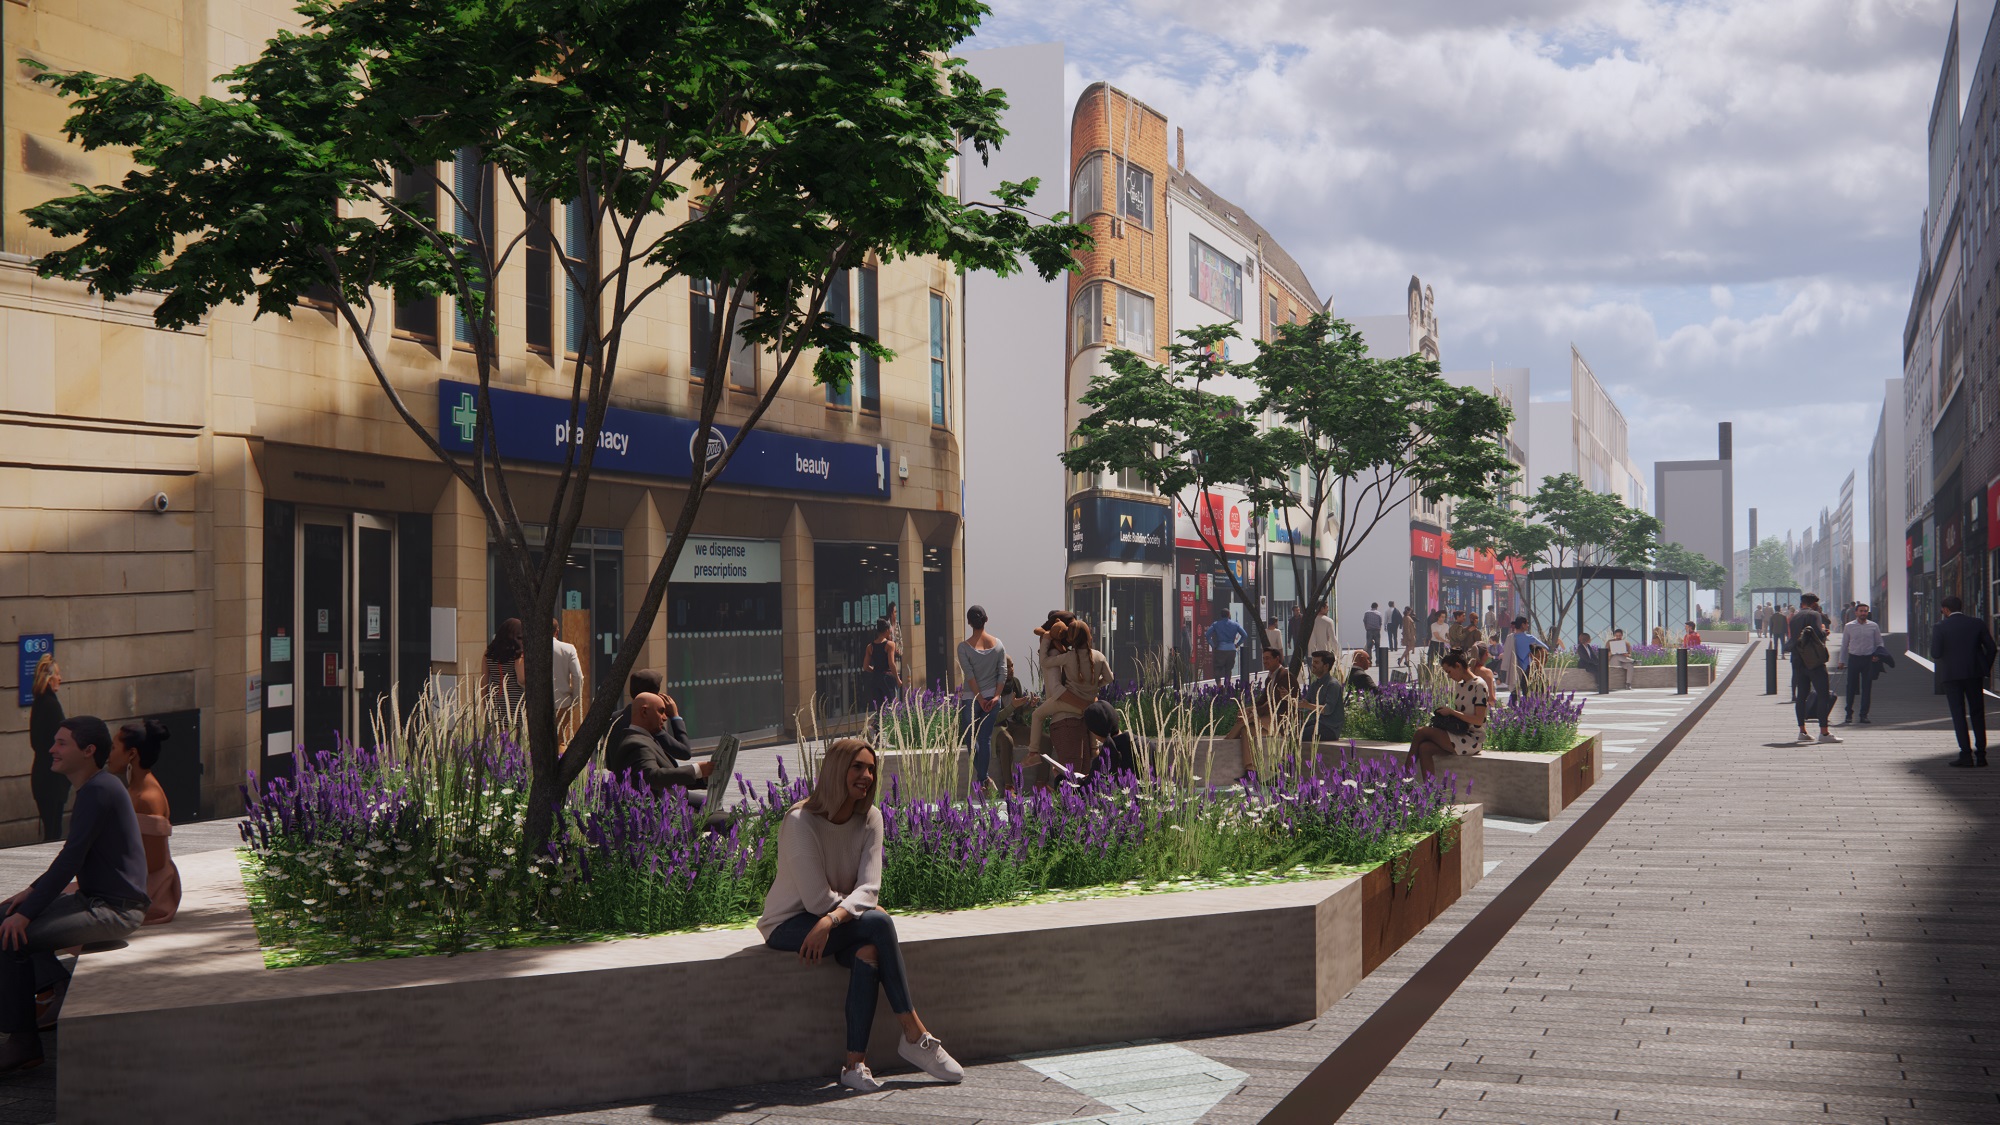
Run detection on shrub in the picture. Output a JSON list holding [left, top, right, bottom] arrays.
[[1484, 691, 1586, 752]]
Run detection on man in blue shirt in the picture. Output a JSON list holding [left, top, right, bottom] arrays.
[[1205, 611, 1248, 683], [1508, 617, 1544, 694]]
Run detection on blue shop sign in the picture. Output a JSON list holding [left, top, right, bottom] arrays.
[[437, 380, 890, 499], [17, 634, 52, 708], [1069, 496, 1174, 563]]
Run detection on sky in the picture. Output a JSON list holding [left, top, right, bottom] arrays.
[[962, 0, 1962, 553]]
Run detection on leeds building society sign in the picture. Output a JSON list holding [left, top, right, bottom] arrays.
[[438, 381, 890, 498]]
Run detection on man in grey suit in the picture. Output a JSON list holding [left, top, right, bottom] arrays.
[[1931, 595, 1997, 768]]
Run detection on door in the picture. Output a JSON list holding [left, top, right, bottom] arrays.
[[1107, 577, 1162, 685], [298, 517, 348, 757], [355, 515, 396, 737]]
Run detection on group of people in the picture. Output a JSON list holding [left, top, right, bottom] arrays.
[[3, 654, 183, 1070]]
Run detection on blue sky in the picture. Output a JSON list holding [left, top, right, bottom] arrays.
[[964, 0, 1958, 550]]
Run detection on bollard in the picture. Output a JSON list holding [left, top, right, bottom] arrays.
[[1675, 647, 1689, 695], [1765, 644, 1778, 695], [1596, 651, 1612, 694]]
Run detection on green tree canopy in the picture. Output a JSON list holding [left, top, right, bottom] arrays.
[[26, 0, 1086, 850], [1737, 537, 1802, 608], [1450, 473, 1660, 646], [1062, 314, 1515, 668], [1654, 541, 1728, 592]]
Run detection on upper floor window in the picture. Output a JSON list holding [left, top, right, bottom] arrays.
[[1070, 282, 1103, 355], [691, 278, 757, 390], [1116, 287, 1154, 354], [929, 292, 949, 427], [524, 196, 552, 355], [824, 266, 879, 410], [1072, 154, 1103, 219], [564, 198, 594, 357], [1115, 159, 1153, 228], [1189, 236, 1243, 321], [452, 147, 494, 347], [392, 166, 438, 342]]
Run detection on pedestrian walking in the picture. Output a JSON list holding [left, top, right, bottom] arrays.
[[1307, 602, 1337, 664], [1385, 601, 1402, 650], [861, 617, 902, 711], [27, 657, 68, 844], [1787, 594, 1841, 745], [1204, 610, 1248, 683], [1507, 617, 1544, 695], [1363, 603, 1383, 655], [1837, 602, 1885, 726], [1402, 606, 1419, 667], [483, 619, 526, 710], [1427, 610, 1449, 664], [1768, 605, 1789, 653], [1931, 594, 1996, 767]]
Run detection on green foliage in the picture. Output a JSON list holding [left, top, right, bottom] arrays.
[[1652, 541, 1727, 591], [1736, 537, 1801, 608], [1062, 314, 1515, 664], [1452, 473, 1659, 643]]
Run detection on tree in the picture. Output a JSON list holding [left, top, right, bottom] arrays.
[[1061, 314, 1516, 671], [1653, 541, 1727, 592], [1450, 473, 1660, 647], [1737, 536, 1801, 611], [26, 0, 1086, 852]]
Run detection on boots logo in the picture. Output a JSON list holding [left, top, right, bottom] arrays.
[[690, 428, 725, 476]]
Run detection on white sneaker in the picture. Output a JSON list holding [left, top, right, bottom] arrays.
[[839, 1063, 884, 1093], [1818, 731, 1843, 744], [898, 1033, 965, 1083], [1796, 730, 1813, 743]]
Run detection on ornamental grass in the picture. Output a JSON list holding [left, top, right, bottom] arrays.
[[239, 682, 1459, 968]]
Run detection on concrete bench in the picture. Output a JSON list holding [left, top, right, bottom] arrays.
[[1325, 732, 1603, 822], [62, 808, 1482, 1124]]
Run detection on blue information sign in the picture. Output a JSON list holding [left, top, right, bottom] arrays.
[[437, 380, 890, 499], [17, 634, 53, 707]]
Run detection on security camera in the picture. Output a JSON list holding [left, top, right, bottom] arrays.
[[151, 492, 170, 514]]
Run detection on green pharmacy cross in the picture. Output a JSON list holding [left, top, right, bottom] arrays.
[[451, 392, 479, 444]]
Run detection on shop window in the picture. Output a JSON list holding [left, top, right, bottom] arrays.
[[452, 147, 495, 346], [392, 167, 438, 342], [823, 267, 879, 410], [489, 526, 624, 698], [814, 542, 901, 720], [524, 197, 552, 355], [668, 537, 784, 739], [929, 292, 949, 426], [1115, 158, 1153, 228], [1070, 282, 1103, 355], [1116, 287, 1153, 353], [1072, 153, 1103, 219]]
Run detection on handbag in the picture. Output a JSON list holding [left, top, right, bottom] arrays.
[[1433, 708, 1473, 737]]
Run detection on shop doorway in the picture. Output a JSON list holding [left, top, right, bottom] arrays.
[[1069, 576, 1164, 686], [297, 512, 400, 758]]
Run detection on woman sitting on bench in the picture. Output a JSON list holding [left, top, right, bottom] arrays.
[[759, 737, 964, 1092]]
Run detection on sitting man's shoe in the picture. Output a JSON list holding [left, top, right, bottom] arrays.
[[0, 1032, 42, 1073], [839, 1063, 884, 1093], [33, 980, 65, 1031], [898, 1033, 965, 1084], [1818, 731, 1843, 744]]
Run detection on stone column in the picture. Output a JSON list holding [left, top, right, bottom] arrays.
[[782, 505, 814, 736], [432, 479, 488, 683], [623, 492, 670, 683], [900, 513, 925, 689], [207, 435, 263, 817]]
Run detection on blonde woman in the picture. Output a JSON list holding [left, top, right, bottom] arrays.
[[28, 656, 67, 843], [759, 738, 963, 1092], [1650, 625, 1670, 650]]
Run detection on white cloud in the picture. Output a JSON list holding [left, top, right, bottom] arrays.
[[966, 0, 1952, 541]]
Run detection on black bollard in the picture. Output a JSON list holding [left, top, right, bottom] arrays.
[[1596, 651, 1612, 695], [1765, 643, 1778, 696], [1675, 647, 1689, 695]]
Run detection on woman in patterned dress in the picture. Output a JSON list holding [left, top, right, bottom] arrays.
[[1410, 650, 1490, 779]]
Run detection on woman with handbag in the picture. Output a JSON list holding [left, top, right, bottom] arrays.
[[1410, 651, 1490, 778]]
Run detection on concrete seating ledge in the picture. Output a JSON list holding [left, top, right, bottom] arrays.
[[60, 806, 1483, 1125], [1329, 732, 1604, 822]]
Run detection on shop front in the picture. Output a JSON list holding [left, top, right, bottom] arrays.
[[666, 536, 784, 740], [814, 542, 902, 721], [1065, 493, 1173, 685]]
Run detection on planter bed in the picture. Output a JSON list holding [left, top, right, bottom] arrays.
[[1553, 663, 1713, 692], [1325, 731, 1603, 822], [63, 807, 1482, 1125]]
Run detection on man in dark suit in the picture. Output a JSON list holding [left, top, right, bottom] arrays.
[[606, 693, 712, 798], [1931, 595, 1997, 767], [1575, 633, 1602, 675]]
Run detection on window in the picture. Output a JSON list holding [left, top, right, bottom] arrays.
[[1269, 293, 1279, 331], [1189, 236, 1243, 320], [690, 276, 719, 381], [564, 198, 593, 356], [929, 292, 948, 427], [1115, 159, 1153, 228], [1115, 287, 1153, 353], [1070, 282, 1103, 354], [823, 267, 876, 409], [524, 197, 552, 354], [452, 147, 494, 346], [392, 167, 438, 341], [1072, 154, 1103, 219], [729, 291, 758, 391]]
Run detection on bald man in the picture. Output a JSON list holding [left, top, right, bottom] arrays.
[[606, 693, 712, 800]]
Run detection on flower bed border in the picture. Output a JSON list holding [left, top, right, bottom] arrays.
[[59, 807, 1482, 1125], [1331, 732, 1603, 822]]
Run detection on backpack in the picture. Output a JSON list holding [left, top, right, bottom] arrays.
[[1791, 614, 1829, 669]]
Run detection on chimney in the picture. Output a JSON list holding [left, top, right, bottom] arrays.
[[1718, 421, 1732, 460], [1749, 508, 1758, 549], [1176, 127, 1185, 173]]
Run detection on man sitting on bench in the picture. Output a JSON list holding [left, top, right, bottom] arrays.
[[0, 716, 149, 1071], [607, 693, 713, 806]]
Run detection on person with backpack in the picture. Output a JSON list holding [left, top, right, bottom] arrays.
[[1788, 594, 1841, 744]]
